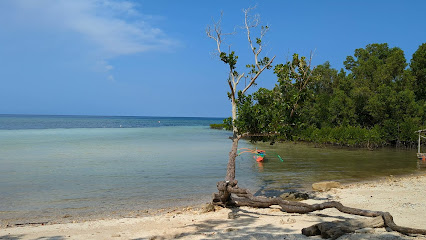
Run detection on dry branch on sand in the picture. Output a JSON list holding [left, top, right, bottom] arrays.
[[212, 179, 426, 239]]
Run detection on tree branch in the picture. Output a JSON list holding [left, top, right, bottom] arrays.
[[206, 11, 235, 55], [213, 181, 426, 238], [228, 80, 235, 101], [242, 56, 276, 94], [240, 132, 279, 138], [235, 73, 245, 87], [243, 6, 269, 72]]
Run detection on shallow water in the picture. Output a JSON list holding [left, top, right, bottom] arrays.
[[0, 115, 423, 224], [0, 126, 242, 221], [246, 142, 423, 192]]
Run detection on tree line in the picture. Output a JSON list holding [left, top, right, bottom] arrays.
[[213, 43, 426, 148]]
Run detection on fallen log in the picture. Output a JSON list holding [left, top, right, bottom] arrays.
[[212, 180, 426, 238], [302, 216, 384, 239]]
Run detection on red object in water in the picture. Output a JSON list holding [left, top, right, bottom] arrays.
[[253, 150, 266, 162]]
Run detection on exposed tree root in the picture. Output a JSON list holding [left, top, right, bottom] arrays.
[[212, 180, 426, 238], [302, 216, 384, 239]]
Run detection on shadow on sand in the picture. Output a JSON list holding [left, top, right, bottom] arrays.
[[140, 207, 413, 240], [0, 235, 65, 240], [1, 208, 414, 240]]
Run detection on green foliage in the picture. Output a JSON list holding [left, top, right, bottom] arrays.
[[273, 53, 319, 122], [210, 117, 233, 130], [220, 51, 238, 70], [230, 43, 425, 148], [235, 88, 284, 135], [297, 125, 385, 147], [344, 43, 406, 89], [256, 38, 261, 45], [210, 123, 226, 130], [411, 43, 426, 101]]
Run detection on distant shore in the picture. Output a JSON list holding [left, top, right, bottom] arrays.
[[2, 173, 426, 240]]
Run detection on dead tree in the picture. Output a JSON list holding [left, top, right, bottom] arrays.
[[207, 7, 426, 239], [206, 7, 275, 184]]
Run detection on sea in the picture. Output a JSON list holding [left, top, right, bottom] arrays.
[[0, 114, 423, 225], [0, 115, 257, 224]]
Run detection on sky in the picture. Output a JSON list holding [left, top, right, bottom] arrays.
[[0, 0, 425, 118]]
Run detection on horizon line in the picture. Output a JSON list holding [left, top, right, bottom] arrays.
[[0, 113, 227, 119]]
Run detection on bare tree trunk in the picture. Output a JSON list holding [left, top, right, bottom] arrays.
[[207, 7, 274, 188], [214, 99, 240, 204], [225, 137, 239, 182]]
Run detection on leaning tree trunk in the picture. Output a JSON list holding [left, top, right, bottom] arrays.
[[225, 137, 239, 182], [214, 95, 241, 205], [213, 137, 239, 205], [226, 95, 239, 183]]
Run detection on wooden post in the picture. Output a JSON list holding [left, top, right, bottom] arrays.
[[419, 131, 422, 154]]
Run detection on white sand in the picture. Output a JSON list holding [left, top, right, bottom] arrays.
[[1, 173, 426, 240]]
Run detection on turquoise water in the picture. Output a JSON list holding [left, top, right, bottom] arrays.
[[0, 115, 257, 223], [0, 115, 423, 224], [0, 114, 221, 130]]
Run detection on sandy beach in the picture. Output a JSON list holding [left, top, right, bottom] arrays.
[[1, 173, 426, 240]]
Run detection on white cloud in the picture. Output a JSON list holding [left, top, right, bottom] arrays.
[[5, 0, 178, 82], [11, 0, 176, 57]]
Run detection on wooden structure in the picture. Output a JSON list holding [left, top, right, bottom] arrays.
[[416, 129, 426, 160]]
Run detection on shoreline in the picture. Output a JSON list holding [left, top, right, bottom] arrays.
[[2, 170, 425, 227], [2, 173, 426, 239], [3, 170, 424, 229]]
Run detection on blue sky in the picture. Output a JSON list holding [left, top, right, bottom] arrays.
[[0, 0, 425, 117]]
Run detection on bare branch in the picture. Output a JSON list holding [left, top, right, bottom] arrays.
[[242, 56, 276, 94], [206, 11, 236, 55], [228, 79, 235, 100], [243, 7, 260, 69], [243, 6, 270, 73], [235, 73, 245, 87], [243, 7, 258, 49], [298, 50, 316, 91], [206, 16, 222, 54]]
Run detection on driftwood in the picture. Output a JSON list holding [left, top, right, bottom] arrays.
[[212, 180, 426, 239], [302, 216, 384, 239]]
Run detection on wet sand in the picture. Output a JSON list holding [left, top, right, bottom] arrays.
[[1, 173, 426, 239]]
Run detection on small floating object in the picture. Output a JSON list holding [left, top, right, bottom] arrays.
[[253, 150, 266, 162], [238, 148, 266, 162]]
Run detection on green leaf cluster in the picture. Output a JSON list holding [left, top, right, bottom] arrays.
[[220, 51, 238, 70]]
